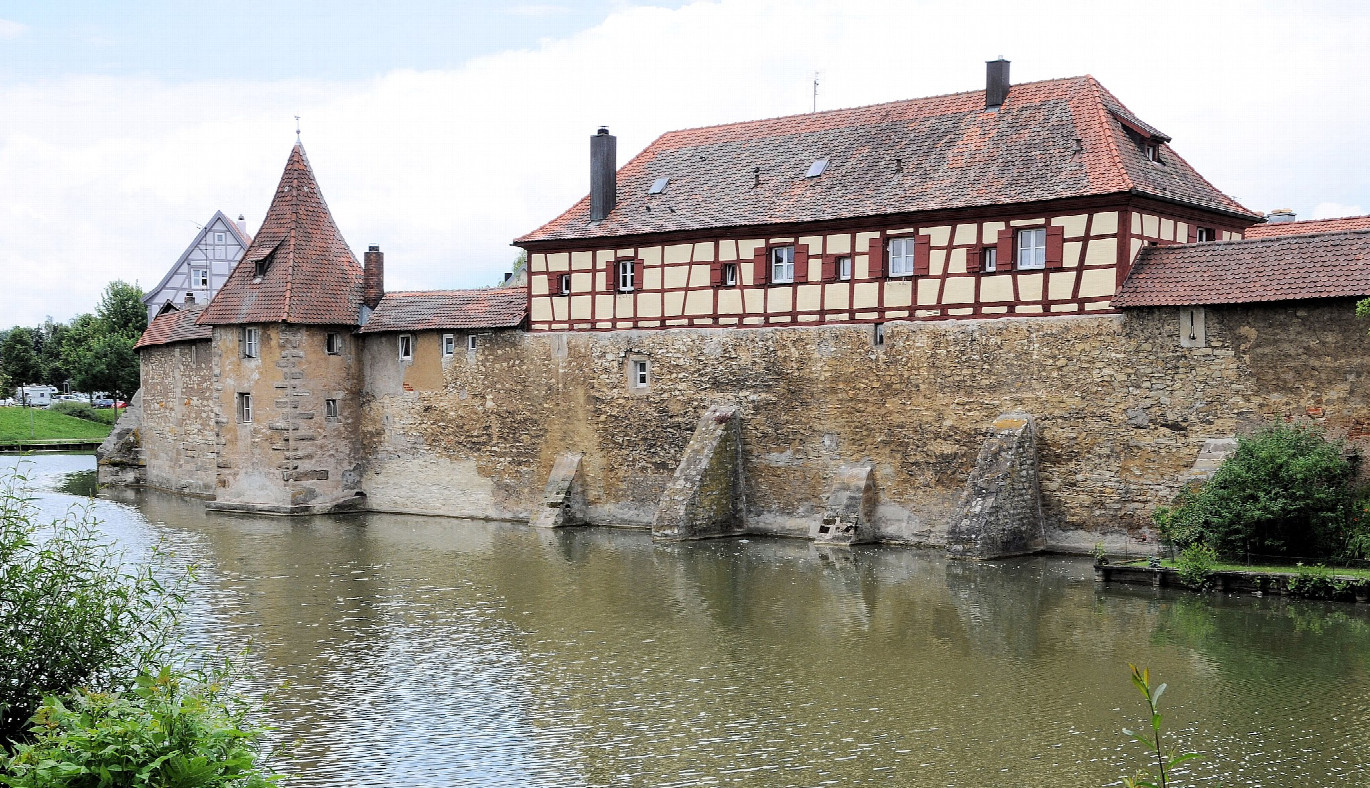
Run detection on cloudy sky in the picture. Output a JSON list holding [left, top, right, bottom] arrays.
[[2, 0, 1367, 327]]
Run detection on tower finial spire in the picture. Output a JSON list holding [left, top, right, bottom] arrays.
[[294, 115, 301, 141]]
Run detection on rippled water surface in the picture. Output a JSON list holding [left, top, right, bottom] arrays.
[[9, 454, 1370, 786]]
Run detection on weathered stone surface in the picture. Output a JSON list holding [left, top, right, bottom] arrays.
[[1183, 437, 1237, 486], [946, 413, 1045, 559], [652, 403, 745, 541], [96, 390, 146, 487], [532, 452, 586, 528], [813, 464, 876, 545]]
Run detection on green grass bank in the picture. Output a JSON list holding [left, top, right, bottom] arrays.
[[0, 407, 114, 445]]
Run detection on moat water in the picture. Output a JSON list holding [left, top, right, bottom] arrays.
[[9, 454, 1370, 786]]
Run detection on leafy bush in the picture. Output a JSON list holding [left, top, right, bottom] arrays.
[[1285, 563, 1352, 597], [1, 665, 277, 787], [0, 466, 179, 745], [48, 401, 102, 423], [1176, 543, 1217, 589], [1154, 425, 1355, 561]]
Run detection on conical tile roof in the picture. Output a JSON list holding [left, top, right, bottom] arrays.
[[199, 143, 363, 326]]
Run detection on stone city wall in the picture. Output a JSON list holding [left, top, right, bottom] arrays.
[[356, 299, 1370, 549], [135, 340, 218, 496]]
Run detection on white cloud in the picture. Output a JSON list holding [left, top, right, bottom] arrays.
[[2, 0, 1369, 327], [1310, 202, 1367, 220], [0, 18, 26, 39]]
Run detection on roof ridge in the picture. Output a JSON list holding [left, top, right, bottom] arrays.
[[656, 74, 1091, 138]]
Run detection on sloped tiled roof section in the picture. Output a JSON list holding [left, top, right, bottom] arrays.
[[1245, 215, 1370, 239], [517, 76, 1257, 244], [135, 304, 212, 349], [357, 288, 529, 333], [1115, 230, 1370, 307], [198, 143, 363, 326]]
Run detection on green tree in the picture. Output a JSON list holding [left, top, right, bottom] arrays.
[[0, 328, 40, 395], [61, 282, 146, 402]]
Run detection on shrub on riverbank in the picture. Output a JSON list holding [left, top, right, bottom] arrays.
[[0, 466, 276, 786], [1155, 425, 1361, 562], [3, 666, 275, 788]]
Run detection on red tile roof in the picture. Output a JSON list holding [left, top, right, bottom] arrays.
[[356, 288, 528, 333], [1245, 216, 1370, 239], [1115, 230, 1370, 307], [135, 304, 212, 349], [517, 75, 1256, 244], [198, 143, 363, 326]]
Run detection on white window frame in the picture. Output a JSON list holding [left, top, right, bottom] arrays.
[[982, 246, 997, 273], [1016, 228, 1047, 270], [888, 238, 915, 277], [442, 334, 455, 357], [722, 262, 738, 287], [558, 273, 571, 295], [398, 334, 414, 361], [241, 326, 259, 358], [837, 255, 852, 281], [214, 232, 226, 244], [770, 245, 795, 284], [324, 398, 339, 419], [467, 334, 478, 352], [1196, 227, 1215, 242], [633, 359, 649, 388], [325, 332, 342, 355], [617, 259, 636, 292], [191, 268, 209, 288], [873, 323, 885, 347], [237, 393, 252, 423]]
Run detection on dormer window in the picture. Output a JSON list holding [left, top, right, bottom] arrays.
[[1196, 227, 1216, 242], [1145, 143, 1159, 162]]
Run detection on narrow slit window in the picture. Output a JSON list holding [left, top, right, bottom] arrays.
[[442, 334, 455, 357], [982, 246, 998, 273], [241, 327, 259, 358], [632, 359, 649, 388], [467, 334, 478, 352], [398, 334, 414, 361], [837, 255, 852, 281], [723, 262, 738, 286], [324, 399, 339, 420], [236, 393, 252, 423], [873, 323, 885, 347], [558, 273, 571, 295]]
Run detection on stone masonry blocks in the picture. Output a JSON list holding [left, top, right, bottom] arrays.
[[946, 413, 1046, 559], [813, 464, 876, 545], [652, 402, 745, 541], [532, 452, 587, 528]]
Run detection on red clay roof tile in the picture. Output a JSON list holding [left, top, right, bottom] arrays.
[[517, 76, 1256, 244], [135, 304, 212, 349], [356, 288, 528, 333], [1245, 216, 1370, 239], [1115, 229, 1370, 307], [198, 143, 363, 326]]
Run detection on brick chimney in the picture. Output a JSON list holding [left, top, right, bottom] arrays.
[[986, 58, 1010, 110], [590, 126, 617, 222], [363, 245, 384, 309]]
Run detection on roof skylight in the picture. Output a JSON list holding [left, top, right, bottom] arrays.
[[649, 177, 670, 195], [806, 159, 829, 178]]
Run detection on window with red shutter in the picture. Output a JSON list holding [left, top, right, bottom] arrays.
[[821, 255, 836, 282], [966, 247, 981, 274], [793, 245, 809, 283], [710, 261, 722, 287], [1045, 226, 1065, 269], [913, 236, 931, 276], [633, 259, 645, 291], [867, 236, 884, 278], [753, 246, 769, 286], [996, 229, 1014, 271]]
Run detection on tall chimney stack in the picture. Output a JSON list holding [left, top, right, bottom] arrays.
[[590, 126, 617, 222], [236, 214, 247, 235], [363, 245, 384, 309], [986, 58, 1010, 110]]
